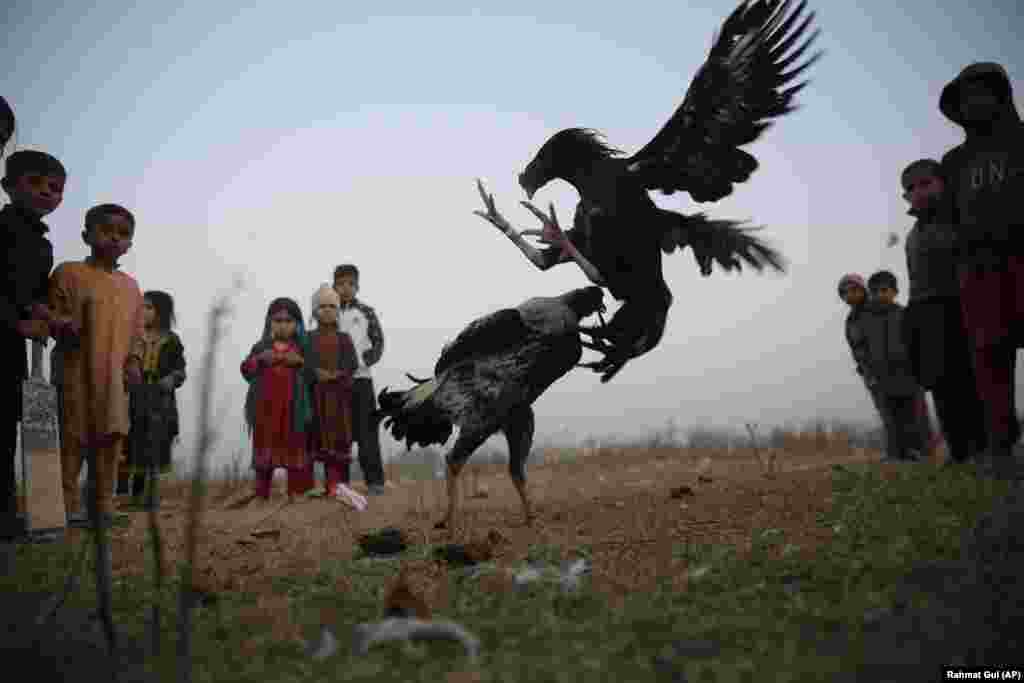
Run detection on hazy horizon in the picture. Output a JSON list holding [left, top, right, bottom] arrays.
[[5, 1, 1023, 467]]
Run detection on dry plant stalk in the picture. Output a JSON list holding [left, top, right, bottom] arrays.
[[177, 286, 237, 683], [745, 422, 777, 479]]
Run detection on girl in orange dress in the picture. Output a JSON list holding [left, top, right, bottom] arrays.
[[241, 298, 313, 503]]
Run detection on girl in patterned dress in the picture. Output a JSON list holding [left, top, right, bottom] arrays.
[[241, 297, 313, 504]]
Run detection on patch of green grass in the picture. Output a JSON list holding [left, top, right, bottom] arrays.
[[2, 462, 1010, 682]]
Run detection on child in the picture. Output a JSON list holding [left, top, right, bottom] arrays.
[[839, 273, 892, 435], [860, 270, 929, 462], [0, 149, 64, 539], [900, 158, 987, 465], [118, 290, 186, 506], [48, 203, 145, 524], [241, 297, 314, 504], [305, 284, 358, 496], [333, 264, 387, 495], [939, 62, 1024, 478]]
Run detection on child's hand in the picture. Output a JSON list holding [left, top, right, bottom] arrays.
[[50, 316, 80, 341], [29, 303, 53, 321], [284, 350, 303, 367], [125, 359, 142, 386], [16, 319, 50, 341], [256, 349, 276, 365], [314, 368, 330, 382]]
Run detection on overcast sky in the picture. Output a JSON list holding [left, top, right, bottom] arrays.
[[4, 1, 1023, 467]]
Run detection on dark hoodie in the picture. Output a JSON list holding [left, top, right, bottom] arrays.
[[939, 62, 1024, 258], [904, 195, 960, 302], [856, 300, 920, 397]]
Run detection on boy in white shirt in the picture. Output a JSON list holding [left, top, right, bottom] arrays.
[[333, 264, 387, 495]]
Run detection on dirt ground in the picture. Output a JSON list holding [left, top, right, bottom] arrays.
[[91, 442, 887, 605]]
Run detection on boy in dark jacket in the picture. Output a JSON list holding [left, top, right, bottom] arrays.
[[1, 150, 66, 539], [840, 273, 891, 433], [901, 158, 987, 464], [861, 270, 929, 462], [939, 62, 1024, 478]]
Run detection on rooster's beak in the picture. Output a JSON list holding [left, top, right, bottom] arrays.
[[518, 172, 537, 200]]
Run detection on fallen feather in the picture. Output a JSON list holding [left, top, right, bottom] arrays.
[[511, 559, 592, 593], [687, 565, 711, 581], [336, 483, 368, 510], [303, 626, 339, 660], [352, 618, 480, 662], [559, 558, 591, 592]]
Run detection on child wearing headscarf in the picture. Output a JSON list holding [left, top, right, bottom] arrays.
[[118, 290, 186, 506], [305, 284, 358, 497], [241, 297, 313, 503]]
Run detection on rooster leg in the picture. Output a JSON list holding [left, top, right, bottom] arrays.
[[435, 431, 489, 531], [520, 200, 607, 286], [503, 406, 536, 527], [580, 338, 616, 355]]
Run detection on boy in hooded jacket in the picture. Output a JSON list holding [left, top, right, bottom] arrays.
[[939, 62, 1024, 478], [901, 158, 987, 464]]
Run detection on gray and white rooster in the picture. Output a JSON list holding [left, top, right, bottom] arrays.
[[376, 286, 605, 529]]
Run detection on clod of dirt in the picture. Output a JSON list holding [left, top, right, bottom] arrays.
[[434, 541, 494, 566], [697, 475, 713, 484], [670, 485, 695, 499], [358, 527, 409, 556]]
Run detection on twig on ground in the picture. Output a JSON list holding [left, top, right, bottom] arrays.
[[745, 422, 777, 479]]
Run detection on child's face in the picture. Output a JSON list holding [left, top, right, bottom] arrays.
[[842, 285, 866, 307], [142, 299, 157, 328], [270, 310, 297, 341], [903, 173, 944, 213], [334, 275, 357, 304], [315, 302, 339, 326], [6, 172, 64, 217], [872, 286, 898, 305], [84, 213, 134, 262], [959, 79, 1001, 125], [0, 119, 13, 152]]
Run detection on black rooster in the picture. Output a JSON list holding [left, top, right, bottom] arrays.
[[375, 286, 605, 529], [474, 0, 821, 382]]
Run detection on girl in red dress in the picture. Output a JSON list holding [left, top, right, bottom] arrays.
[[305, 285, 359, 496], [241, 297, 313, 503]]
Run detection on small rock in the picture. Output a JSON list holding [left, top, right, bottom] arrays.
[[780, 575, 802, 595]]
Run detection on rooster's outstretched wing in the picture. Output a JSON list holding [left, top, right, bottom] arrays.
[[626, 0, 822, 203]]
